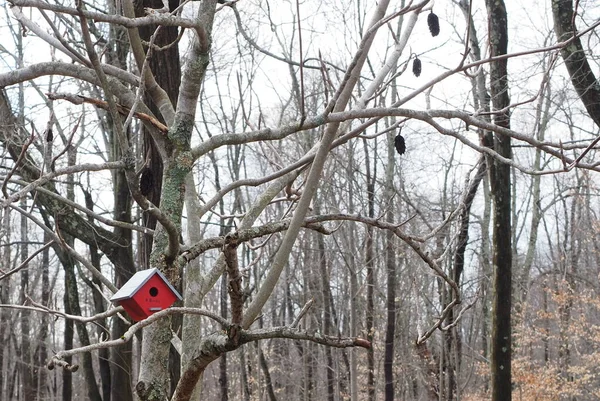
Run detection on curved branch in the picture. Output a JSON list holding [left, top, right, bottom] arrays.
[[2, 161, 125, 206], [0, 61, 139, 88], [3, 176, 153, 235], [0, 303, 124, 323], [9, 0, 202, 30], [241, 326, 370, 349], [48, 306, 231, 371], [180, 218, 330, 264]]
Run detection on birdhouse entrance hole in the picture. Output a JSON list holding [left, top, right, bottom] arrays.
[[149, 287, 158, 297]]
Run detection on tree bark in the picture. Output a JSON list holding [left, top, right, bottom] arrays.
[[259, 347, 278, 401], [445, 158, 486, 400], [219, 273, 229, 401], [0, 208, 11, 401], [134, 0, 180, 269], [552, 0, 600, 128], [59, 243, 102, 401], [137, 1, 217, 398], [62, 287, 73, 401], [318, 233, 335, 401], [363, 138, 376, 401], [19, 198, 35, 401], [83, 190, 112, 401], [383, 131, 397, 401], [33, 230, 51, 400], [485, 0, 513, 399]]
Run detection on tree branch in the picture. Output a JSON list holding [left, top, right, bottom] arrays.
[[8, 0, 202, 30]]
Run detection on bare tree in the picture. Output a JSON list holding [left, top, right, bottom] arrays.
[[2, 1, 600, 401]]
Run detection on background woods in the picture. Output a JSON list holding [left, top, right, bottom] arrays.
[[1, 0, 600, 400]]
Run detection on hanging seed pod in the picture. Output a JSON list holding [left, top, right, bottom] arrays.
[[412, 57, 422, 77], [428, 11, 440, 37], [394, 133, 406, 155], [139, 167, 154, 196]]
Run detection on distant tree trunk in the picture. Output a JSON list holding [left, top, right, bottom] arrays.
[[20, 197, 35, 401], [318, 233, 335, 401], [314, 200, 335, 401], [240, 348, 251, 401], [485, 0, 512, 399], [0, 208, 11, 401], [219, 273, 229, 401], [520, 82, 551, 303], [259, 347, 278, 401], [349, 263, 359, 400], [84, 191, 112, 401], [457, 4, 494, 385], [542, 282, 549, 364], [33, 230, 51, 399], [363, 138, 376, 401], [303, 269, 315, 401], [347, 144, 360, 401], [446, 158, 486, 400], [62, 290, 73, 401], [62, 251, 102, 401], [57, 145, 103, 401]]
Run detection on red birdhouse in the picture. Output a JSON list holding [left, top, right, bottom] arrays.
[[110, 268, 182, 321]]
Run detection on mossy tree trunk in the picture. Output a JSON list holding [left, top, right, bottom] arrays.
[[135, 1, 217, 400]]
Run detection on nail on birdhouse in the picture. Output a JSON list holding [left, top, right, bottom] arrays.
[[110, 268, 182, 321]]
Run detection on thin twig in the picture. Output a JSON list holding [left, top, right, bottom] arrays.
[[0, 241, 54, 281], [291, 298, 313, 328]]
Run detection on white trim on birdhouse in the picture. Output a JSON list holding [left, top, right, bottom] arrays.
[[110, 268, 183, 302]]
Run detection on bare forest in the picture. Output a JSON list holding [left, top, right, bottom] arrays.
[[1, 0, 600, 400]]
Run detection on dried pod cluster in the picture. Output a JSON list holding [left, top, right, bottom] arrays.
[[411, 11, 440, 78], [428, 11, 440, 37], [412, 57, 422, 77], [394, 132, 406, 155]]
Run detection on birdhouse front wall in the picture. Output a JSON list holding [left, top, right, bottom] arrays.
[[124, 274, 180, 321], [120, 299, 148, 322]]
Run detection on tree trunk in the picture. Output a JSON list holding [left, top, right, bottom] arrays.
[[446, 158, 486, 400], [60, 247, 102, 401], [485, 0, 512, 399], [363, 138, 376, 401], [137, 1, 217, 396], [552, 0, 600, 127], [0, 208, 11, 401], [19, 198, 35, 401], [33, 230, 51, 400], [219, 273, 229, 401], [240, 348, 252, 401], [62, 291, 73, 401], [259, 347, 278, 401], [82, 191, 112, 401], [383, 127, 398, 401], [346, 142, 360, 401], [134, 0, 180, 269]]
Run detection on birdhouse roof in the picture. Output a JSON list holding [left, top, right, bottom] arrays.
[[110, 268, 182, 302]]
